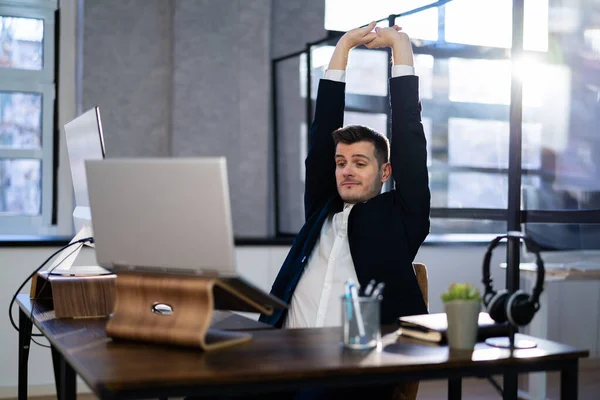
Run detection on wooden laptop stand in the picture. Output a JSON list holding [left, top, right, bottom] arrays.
[[105, 273, 282, 351]]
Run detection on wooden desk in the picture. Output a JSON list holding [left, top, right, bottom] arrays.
[[16, 294, 270, 400], [17, 294, 588, 400], [500, 262, 600, 281]]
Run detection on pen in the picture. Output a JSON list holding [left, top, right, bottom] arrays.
[[349, 281, 366, 338], [344, 280, 353, 320], [363, 279, 376, 297], [370, 282, 385, 299]]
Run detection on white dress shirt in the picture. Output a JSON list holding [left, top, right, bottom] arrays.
[[284, 64, 415, 329]]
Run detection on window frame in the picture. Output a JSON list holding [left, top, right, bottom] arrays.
[[0, 0, 59, 236]]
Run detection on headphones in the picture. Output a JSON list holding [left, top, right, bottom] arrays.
[[482, 231, 545, 327]]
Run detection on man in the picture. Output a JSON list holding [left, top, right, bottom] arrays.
[[260, 22, 430, 332]]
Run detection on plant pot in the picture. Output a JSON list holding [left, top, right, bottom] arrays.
[[444, 300, 481, 350]]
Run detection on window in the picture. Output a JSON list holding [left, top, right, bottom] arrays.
[[0, 1, 57, 235], [445, 0, 548, 51], [344, 111, 387, 135], [325, 0, 439, 42], [300, 46, 388, 98], [274, 0, 600, 238], [447, 118, 542, 170], [318, 0, 555, 236]]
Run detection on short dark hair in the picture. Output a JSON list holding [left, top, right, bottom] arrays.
[[332, 125, 390, 166]]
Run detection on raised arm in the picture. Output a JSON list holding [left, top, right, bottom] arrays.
[[304, 22, 378, 220], [369, 28, 431, 257], [390, 33, 431, 257]]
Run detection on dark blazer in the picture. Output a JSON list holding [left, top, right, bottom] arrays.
[[260, 75, 430, 328]]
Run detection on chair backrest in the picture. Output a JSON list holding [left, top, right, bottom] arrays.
[[413, 262, 428, 309], [394, 263, 428, 400]]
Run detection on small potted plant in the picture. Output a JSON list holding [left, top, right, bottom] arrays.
[[441, 283, 482, 350]]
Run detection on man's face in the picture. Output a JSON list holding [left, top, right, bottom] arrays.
[[335, 141, 391, 204]]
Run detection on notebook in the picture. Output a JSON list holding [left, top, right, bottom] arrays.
[[396, 312, 510, 344]]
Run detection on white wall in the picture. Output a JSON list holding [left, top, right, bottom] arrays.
[[1, 244, 598, 397]]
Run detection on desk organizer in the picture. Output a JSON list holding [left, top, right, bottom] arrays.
[[30, 271, 116, 318]]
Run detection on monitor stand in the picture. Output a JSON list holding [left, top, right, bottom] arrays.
[[48, 226, 111, 276]]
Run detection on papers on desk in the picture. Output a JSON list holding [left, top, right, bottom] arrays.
[[501, 262, 600, 272]]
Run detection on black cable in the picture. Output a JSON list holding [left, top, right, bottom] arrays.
[[8, 237, 94, 339], [28, 241, 91, 349], [27, 243, 85, 345], [26, 245, 82, 349], [31, 337, 51, 349]]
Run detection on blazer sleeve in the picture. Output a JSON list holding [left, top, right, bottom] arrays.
[[389, 75, 431, 259], [304, 79, 346, 221]]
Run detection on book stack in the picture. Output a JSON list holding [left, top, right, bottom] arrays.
[[397, 312, 510, 344]]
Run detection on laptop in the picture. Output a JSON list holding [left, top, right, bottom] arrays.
[[85, 157, 287, 313]]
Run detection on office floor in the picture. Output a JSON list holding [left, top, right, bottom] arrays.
[[24, 361, 600, 400], [417, 367, 599, 399]]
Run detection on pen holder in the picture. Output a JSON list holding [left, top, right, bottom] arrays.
[[341, 295, 381, 350]]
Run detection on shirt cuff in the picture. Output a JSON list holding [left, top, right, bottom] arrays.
[[392, 64, 415, 77], [324, 69, 346, 82]]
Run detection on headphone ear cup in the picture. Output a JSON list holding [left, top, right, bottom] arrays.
[[486, 289, 509, 323], [506, 290, 536, 327]]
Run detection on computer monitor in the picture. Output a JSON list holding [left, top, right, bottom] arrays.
[[49, 106, 110, 276], [522, 187, 600, 269], [523, 223, 600, 268], [66, 106, 106, 233]]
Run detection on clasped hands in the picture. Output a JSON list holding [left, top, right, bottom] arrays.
[[339, 21, 409, 51]]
